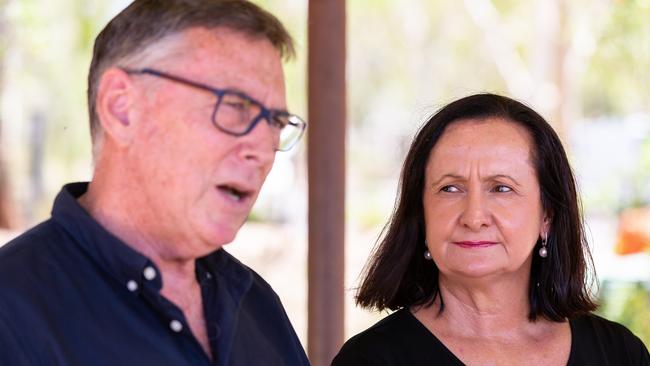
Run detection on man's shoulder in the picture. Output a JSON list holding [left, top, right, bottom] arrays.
[[0, 220, 69, 336], [0, 219, 77, 305], [0, 219, 66, 272]]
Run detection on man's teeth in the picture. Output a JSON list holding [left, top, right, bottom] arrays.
[[224, 187, 242, 201]]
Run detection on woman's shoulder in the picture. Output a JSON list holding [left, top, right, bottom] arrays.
[[571, 313, 643, 342], [349, 309, 413, 339], [332, 308, 461, 366], [569, 313, 649, 365], [332, 309, 410, 364]]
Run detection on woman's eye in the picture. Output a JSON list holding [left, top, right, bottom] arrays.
[[493, 185, 512, 193], [441, 185, 461, 193]]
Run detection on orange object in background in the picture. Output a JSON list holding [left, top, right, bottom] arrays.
[[615, 207, 650, 255]]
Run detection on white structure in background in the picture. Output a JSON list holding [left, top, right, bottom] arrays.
[[571, 114, 650, 283]]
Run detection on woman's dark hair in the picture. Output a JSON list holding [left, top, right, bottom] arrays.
[[356, 93, 597, 321]]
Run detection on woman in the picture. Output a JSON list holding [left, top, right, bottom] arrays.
[[333, 94, 649, 365]]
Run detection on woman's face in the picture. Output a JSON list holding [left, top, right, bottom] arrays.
[[423, 117, 549, 281]]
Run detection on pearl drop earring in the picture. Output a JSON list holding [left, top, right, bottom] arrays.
[[539, 233, 548, 258], [423, 239, 432, 260]]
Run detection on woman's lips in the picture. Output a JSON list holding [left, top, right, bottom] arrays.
[[453, 241, 498, 248]]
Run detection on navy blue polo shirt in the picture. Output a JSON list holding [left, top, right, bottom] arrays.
[[0, 183, 310, 366]]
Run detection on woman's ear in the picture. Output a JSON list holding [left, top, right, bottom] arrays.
[[96, 67, 136, 147]]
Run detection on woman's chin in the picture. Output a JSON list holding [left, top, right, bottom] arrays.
[[442, 260, 507, 280]]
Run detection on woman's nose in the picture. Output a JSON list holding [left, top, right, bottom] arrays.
[[459, 190, 492, 231]]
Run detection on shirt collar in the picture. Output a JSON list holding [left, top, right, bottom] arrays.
[[50, 182, 253, 298], [51, 182, 160, 291], [201, 249, 253, 307]]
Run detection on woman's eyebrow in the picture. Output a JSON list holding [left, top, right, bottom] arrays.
[[429, 173, 523, 187], [429, 174, 464, 187], [487, 174, 522, 187]]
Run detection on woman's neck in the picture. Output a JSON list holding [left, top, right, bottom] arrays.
[[417, 273, 536, 338]]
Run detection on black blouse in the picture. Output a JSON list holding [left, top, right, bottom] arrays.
[[333, 308, 649, 365]]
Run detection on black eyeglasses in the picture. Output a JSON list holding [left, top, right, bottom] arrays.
[[123, 67, 307, 151]]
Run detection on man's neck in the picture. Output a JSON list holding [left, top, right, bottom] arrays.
[[78, 180, 198, 293], [78, 180, 212, 357]]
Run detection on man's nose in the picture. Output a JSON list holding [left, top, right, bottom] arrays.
[[237, 116, 277, 165], [459, 190, 492, 231]]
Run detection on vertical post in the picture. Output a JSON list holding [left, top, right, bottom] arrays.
[[0, 0, 11, 230], [0, 150, 9, 229], [552, 0, 570, 144], [307, 0, 346, 365]]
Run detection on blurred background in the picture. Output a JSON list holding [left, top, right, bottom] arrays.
[[0, 0, 648, 348]]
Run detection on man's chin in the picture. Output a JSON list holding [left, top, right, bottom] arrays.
[[187, 217, 246, 254], [201, 226, 239, 250], [182, 241, 226, 260]]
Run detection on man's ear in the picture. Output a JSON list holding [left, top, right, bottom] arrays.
[[96, 67, 136, 147]]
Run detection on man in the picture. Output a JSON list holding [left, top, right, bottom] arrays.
[[0, 1, 309, 365]]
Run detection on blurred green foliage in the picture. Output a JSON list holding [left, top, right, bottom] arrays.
[[598, 281, 650, 347], [582, 0, 650, 116]]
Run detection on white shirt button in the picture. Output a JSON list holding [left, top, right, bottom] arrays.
[[143, 266, 157, 281], [126, 280, 138, 292], [169, 320, 183, 333]]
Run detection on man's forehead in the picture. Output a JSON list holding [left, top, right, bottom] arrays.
[[145, 26, 286, 105], [159, 27, 280, 63]]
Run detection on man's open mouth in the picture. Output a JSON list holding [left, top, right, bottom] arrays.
[[217, 185, 251, 202]]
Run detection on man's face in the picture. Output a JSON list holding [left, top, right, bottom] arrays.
[[126, 27, 285, 260]]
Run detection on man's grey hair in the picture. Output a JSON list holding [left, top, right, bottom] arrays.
[[87, 0, 295, 158]]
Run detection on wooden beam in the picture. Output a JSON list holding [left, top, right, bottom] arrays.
[[307, 0, 346, 365]]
